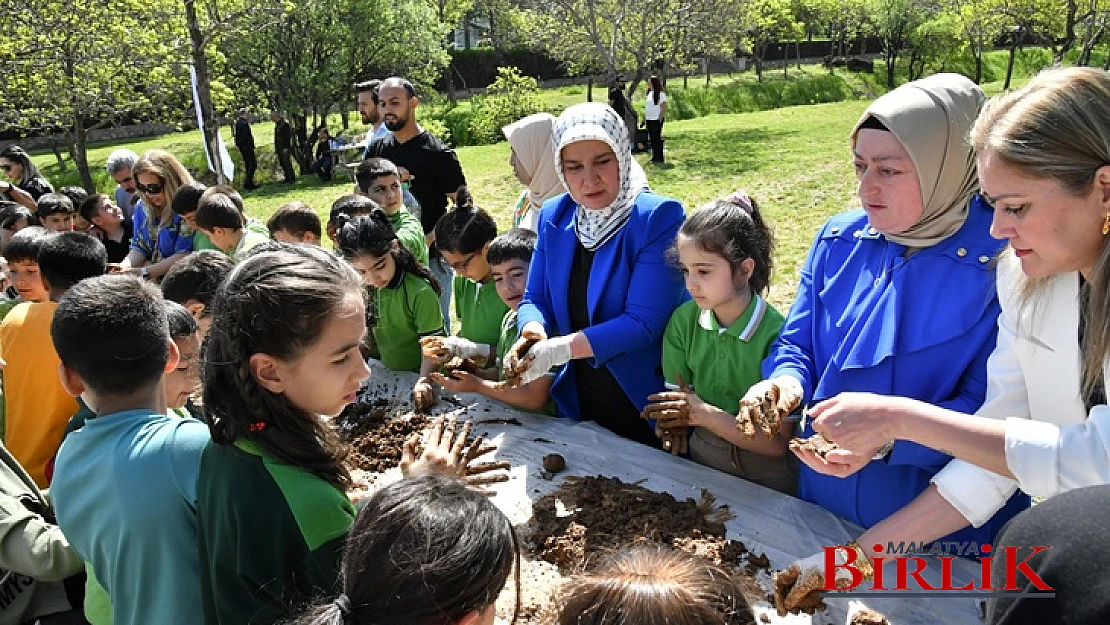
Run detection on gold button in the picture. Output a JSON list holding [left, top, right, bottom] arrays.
[[956, 247, 968, 257]]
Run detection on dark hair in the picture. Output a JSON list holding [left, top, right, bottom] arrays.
[[5, 226, 50, 264], [0, 145, 44, 183], [294, 475, 519, 625], [38, 232, 108, 292], [35, 193, 74, 218], [202, 244, 363, 488], [487, 228, 537, 267], [379, 77, 416, 99], [354, 79, 382, 104], [165, 299, 199, 340], [676, 193, 775, 296], [354, 158, 401, 194], [0, 204, 37, 232], [649, 75, 665, 105], [337, 211, 440, 296], [58, 186, 89, 210], [78, 193, 109, 224], [51, 275, 169, 396], [267, 202, 322, 239], [557, 547, 756, 625], [858, 115, 889, 132], [161, 250, 235, 308], [433, 187, 497, 255], [329, 195, 377, 222], [195, 186, 246, 230], [171, 181, 208, 216]]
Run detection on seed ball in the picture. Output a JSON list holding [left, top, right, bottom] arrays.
[[542, 453, 566, 473]]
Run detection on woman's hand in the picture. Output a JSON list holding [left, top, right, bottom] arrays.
[[737, 377, 803, 438], [809, 392, 903, 459], [791, 442, 871, 478], [510, 335, 573, 386], [428, 370, 481, 394]]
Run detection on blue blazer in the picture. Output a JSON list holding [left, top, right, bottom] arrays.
[[517, 192, 688, 420], [765, 195, 1029, 544]]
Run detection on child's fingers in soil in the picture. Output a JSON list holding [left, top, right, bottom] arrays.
[[466, 460, 511, 475]]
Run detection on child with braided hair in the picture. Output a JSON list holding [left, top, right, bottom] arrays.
[[196, 243, 497, 624]]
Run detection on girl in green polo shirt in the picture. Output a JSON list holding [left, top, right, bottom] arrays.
[[643, 193, 797, 495]]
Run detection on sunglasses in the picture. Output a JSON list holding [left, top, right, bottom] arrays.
[[136, 182, 165, 194], [0, 165, 12, 172]]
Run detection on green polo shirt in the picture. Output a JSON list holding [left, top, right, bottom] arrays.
[[496, 309, 519, 379], [453, 275, 510, 347], [389, 208, 428, 267], [230, 229, 271, 262], [375, 271, 445, 372], [661, 296, 785, 414], [193, 218, 269, 252]]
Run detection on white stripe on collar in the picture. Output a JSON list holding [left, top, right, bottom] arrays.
[[696, 296, 767, 343]]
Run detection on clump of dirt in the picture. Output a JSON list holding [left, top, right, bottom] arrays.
[[334, 398, 431, 474], [477, 417, 522, 426], [850, 608, 890, 625], [529, 476, 772, 597]]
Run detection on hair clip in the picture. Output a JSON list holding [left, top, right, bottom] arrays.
[[724, 190, 754, 213], [248, 421, 268, 432]]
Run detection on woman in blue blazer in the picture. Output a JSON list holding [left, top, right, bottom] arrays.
[[510, 102, 687, 447]]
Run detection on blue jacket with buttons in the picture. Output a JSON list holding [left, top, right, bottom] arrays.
[[765, 195, 1029, 543], [517, 191, 688, 422]]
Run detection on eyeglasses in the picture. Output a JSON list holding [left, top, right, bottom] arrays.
[[136, 182, 164, 194], [447, 251, 479, 272], [0, 165, 11, 172]]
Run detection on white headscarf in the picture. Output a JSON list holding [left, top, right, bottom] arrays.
[[502, 113, 564, 208], [553, 102, 649, 250]]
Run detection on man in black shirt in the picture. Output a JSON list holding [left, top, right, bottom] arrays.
[[271, 111, 295, 184], [233, 109, 258, 190], [364, 77, 466, 327]]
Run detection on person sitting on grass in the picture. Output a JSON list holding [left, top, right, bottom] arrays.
[[35, 193, 74, 233], [267, 201, 322, 245], [193, 186, 269, 262], [160, 250, 234, 339], [51, 274, 211, 625], [430, 228, 555, 414], [356, 157, 426, 264], [79, 193, 133, 264], [1, 232, 106, 487]]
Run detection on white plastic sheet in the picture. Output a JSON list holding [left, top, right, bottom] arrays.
[[362, 361, 984, 625]]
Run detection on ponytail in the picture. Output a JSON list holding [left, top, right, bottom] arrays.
[[433, 186, 498, 255]]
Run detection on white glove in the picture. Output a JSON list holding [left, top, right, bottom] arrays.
[[515, 334, 573, 386], [420, 336, 491, 366], [773, 544, 872, 616]]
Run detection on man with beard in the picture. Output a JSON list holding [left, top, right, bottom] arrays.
[[105, 149, 140, 220], [364, 76, 466, 329], [355, 79, 392, 157]]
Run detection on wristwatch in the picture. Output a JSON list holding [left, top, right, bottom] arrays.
[[140, 267, 150, 279]]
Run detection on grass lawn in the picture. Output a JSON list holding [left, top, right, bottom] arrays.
[[26, 74, 1020, 312]]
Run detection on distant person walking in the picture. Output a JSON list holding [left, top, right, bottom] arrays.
[[643, 75, 668, 164], [233, 109, 258, 190], [272, 111, 296, 184]]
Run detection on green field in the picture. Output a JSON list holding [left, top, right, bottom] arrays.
[[26, 70, 1028, 311]]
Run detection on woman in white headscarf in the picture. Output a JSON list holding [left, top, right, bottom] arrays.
[[507, 102, 686, 447]]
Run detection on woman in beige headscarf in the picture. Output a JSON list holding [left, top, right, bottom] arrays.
[[735, 74, 1032, 615], [503, 113, 564, 232]]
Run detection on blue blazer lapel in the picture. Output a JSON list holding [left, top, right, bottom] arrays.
[[587, 233, 621, 321], [550, 212, 580, 335]]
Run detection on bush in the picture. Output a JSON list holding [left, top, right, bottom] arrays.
[[466, 67, 545, 145]]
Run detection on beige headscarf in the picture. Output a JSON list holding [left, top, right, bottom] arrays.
[[503, 113, 565, 209], [851, 73, 986, 248]]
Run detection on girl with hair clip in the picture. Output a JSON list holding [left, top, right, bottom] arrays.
[[335, 210, 445, 377], [197, 244, 499, 624], [556, 547, 756, 625], [293, 475, 519, 625], [642, 191, 795, 494], [417, 188, 508, 408]]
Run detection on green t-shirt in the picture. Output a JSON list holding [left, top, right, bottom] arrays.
[[389, 208, 428, 267], [192, 218, 269, 253], [661, 296, 785, 414], [496, 309, 519, 380], [374, 271, 445, 372], [453, 276, 510, 347], [230, 229, 271, 262]]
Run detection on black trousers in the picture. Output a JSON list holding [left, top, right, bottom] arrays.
[[276, 148, 295, 183], [646, 119, 664, 162], [238, 146, 257, 188]]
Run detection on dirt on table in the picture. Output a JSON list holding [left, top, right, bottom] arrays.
[[527, 476, 772, 599], [333, 398, 431, 474]]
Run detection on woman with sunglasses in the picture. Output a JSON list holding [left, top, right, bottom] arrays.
[[0, 146, 54, 212], [116, 150, 195, 280]]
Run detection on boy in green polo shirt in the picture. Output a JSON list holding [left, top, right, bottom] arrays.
[[193, 186, 269, 262], [429, 228, 554, 414], [355, 158, 428, 266]]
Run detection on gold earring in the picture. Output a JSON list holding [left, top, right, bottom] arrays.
[[1103, 212, 1110, 236]]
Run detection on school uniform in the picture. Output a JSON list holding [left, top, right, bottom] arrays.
[[197, 440, 355, 624], [496, 309, 557, 416], [374, 270, 445, 372], [229, 229, 271, 262], [454, 276, 509, 347], [662, 296, 796, 494], [389, 208, 428, 267]]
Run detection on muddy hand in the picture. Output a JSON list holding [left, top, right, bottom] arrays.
[[412, 377, 437, 412], [738, 377, 802, 439]]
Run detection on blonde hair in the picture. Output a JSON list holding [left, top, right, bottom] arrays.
[[970, 67, 1110, 402], [555, 548, 755, 625], [132, 150, 193, 228]]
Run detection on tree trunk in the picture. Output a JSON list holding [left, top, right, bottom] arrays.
[[796, 41, 802, 69], [445, 58, 458, 105], [184, 0, 228, 185], [1054, 0, 1080, 65], [886, 49, 897, 87], [50, 139, 67, 173], [973, 33, 983, 84], [292, 113, 312, 175], [706, 58, 712, 84], [587, 77, 593, 102], [71, 118, 95, 192], [1004, 40, 1020, 89]]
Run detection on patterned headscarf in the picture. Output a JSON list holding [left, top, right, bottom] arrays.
[[553, 102, 649, 250]]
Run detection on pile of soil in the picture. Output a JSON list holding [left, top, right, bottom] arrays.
[[529, 475, 771, 583], [334, 398, 431, 474]]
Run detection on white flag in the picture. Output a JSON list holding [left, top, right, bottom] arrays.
[[189, 63, 235, 182]]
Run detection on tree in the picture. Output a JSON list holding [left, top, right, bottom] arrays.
[[737, 0, 805, 81], [870, 0, 928, 87], [0, 0, 187, 191], [944, 0, 1004, 83]]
